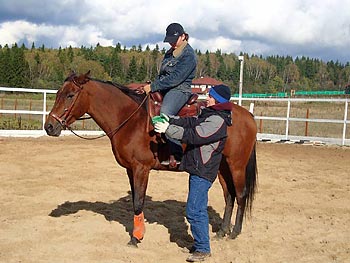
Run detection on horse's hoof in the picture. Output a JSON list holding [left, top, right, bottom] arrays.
[[228, 231, 240, 239], [215, 230, 226, 239], [127, 237, 140, 247]]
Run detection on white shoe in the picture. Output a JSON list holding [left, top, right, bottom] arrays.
[[161, 159, 181, 166]]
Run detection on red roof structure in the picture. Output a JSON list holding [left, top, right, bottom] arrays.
[[191, 76, 224, 94], [192, 77, 223, 86]]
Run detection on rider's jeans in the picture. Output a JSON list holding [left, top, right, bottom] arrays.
[[161, 89, 191, 158]]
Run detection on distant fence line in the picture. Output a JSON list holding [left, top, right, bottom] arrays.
[[233, 89, 346, 98], [0, 87, 349, 146]]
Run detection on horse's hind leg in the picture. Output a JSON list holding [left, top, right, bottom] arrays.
[[216, 160, 235, 238]]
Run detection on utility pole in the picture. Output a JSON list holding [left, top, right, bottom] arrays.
[[238, 55, 244, 106]]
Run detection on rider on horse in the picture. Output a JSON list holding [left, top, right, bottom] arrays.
[[143, 22, 197, 166]]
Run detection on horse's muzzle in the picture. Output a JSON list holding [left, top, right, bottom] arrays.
[[44, 121, 62, 137]]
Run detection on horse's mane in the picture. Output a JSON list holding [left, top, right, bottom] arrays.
[[99, 79, 147, 105], [66, 73, 147, 105]]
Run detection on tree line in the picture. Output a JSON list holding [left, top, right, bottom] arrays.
[[0, 42, 349, 94]]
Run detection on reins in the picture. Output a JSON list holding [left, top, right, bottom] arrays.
[[69, 93, 148, 140]]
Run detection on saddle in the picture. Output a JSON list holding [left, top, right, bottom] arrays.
[[148, 91, 205, 119]]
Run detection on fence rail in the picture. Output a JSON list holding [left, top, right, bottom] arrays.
[[0, 87, 349, 145]]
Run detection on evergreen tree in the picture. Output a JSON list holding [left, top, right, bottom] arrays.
[[115, 43, 122, 53], [68, 45, 74, 63], [126, 56, 138, 82], [137, 58, 147, 81], [9, 43, 30, 88], [204, 50, 212, 76], [57, 46, 66, 64], [216, 55, 226, 80], [108, 45, 124, 82], [0, 45, 11, 85], [0, 47, 6, 85]]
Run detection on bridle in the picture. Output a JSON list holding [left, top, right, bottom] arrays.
[[49, 78, 149, 140], [49, 78, 83, 130]]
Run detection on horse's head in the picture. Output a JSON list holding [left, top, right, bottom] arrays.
[[45, 71, 91, 136]]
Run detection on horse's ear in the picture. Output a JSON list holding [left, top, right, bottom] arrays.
[[68, 70, 76, 78], [76, 71, 91, 85]]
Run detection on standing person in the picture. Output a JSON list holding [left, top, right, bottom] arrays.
[[143, 22, 197, 165], [152, 84, 233, 262]]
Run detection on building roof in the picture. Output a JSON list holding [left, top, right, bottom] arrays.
[[192, 76, 223, 86]]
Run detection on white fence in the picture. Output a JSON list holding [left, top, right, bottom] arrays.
[[0, 87, 349, 145]]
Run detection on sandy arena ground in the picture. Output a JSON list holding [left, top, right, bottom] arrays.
[[0, 136, 349, 263]]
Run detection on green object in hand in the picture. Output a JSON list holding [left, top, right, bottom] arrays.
[[151, 113, 170, 125], [160, 113, 169, 121], [152, 115, 166, 125]]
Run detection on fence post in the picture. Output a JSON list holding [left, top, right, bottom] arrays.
[[305, 108, 309, 136], [342, 99, 348, 146], [29, 99, 32, 121], [0, 97, 3, 117], [285, 99, 291, 140], [14, 98, 18, 119], [259, 111, 263, 133], [42, 92, 47, 131]]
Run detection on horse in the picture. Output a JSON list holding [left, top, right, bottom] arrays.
[[44, 71, 258, 247]]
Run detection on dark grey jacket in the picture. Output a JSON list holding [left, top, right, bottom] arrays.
[[150, 43, 197, 94], [166, 102, 233, 182]]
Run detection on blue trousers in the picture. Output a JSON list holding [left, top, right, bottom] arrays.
[[161, 89, 191, 157], [186, 174, 213, 253], [160, 89, 191, 116]]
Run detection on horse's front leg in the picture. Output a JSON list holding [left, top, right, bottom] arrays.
[[126, 165, 150, 247]]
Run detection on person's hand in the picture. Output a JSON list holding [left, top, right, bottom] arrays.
[[154, 121, 169, 133], [151, 113, 169, 125], [143, 84, 151, 94]]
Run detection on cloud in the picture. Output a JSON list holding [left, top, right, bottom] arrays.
[[0, 0, 349, 62]]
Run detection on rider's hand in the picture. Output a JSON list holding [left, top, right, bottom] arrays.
[[154, 121, 169, 133], [143, 84, 151, 94]]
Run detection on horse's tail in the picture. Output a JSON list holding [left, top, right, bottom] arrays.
[[245, 142, 258, 216]]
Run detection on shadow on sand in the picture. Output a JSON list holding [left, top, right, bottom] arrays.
[[49, 191, 223, 248]]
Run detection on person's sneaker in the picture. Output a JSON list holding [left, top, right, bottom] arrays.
[[186, 252, 211, 262], [160, 159, 181, 165], [161, 155, 181, 167]]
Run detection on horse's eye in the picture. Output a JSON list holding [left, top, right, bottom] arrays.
[[67, 93, 75, 99]]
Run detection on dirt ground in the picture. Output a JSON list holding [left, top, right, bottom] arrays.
[[0, 136, 349, 263]]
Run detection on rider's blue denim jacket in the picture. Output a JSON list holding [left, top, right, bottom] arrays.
[[151, 43, 197, 93]]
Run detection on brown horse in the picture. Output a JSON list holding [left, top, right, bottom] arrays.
[[44, 71, 258, 247]]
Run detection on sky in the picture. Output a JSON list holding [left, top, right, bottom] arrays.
[[0, 0, 349, 63]]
